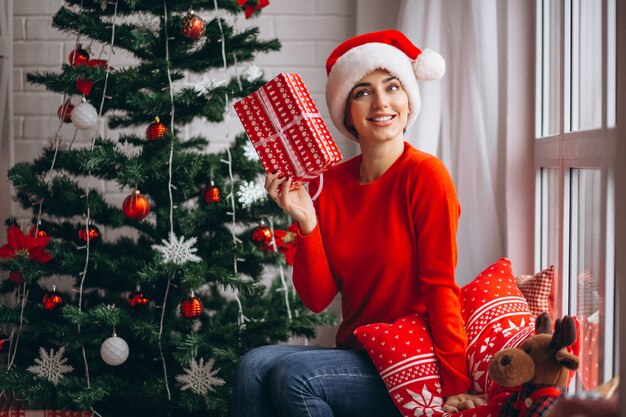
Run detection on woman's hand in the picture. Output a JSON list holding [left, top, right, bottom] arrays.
[[443, 392, 487, 413], [265, 172, 317, 235]]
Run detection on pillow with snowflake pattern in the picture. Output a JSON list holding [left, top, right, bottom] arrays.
[[354, 314, 448, 417], [461, 257, 536, 394], [354, 314, 515, 417]]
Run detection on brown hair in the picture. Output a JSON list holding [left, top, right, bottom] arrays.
[[343, 94, 359, 140]]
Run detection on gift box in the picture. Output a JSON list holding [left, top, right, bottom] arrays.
[[233, 73, 342, 188], [0, 399, 92, 417]]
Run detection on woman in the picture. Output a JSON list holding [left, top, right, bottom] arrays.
[[231, 30, 484, 416]]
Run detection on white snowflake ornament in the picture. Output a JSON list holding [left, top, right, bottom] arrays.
[[176, 357, 225, 396], [243, 66, 263, 82], [242, 140, 260, 161], [115, 140, 142, 158], [152, 232, 202, 265], [27, 346, 74, 385], [237, 178, 267, 209]]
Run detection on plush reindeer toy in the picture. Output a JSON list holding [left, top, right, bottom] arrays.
[[487, 313, 580, 417]]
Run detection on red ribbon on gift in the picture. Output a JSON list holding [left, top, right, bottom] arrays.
[[253, 87, 321, 180]]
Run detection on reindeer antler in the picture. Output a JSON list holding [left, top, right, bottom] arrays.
[[550, 316, 577, 350], [535, 312, 552, 334]]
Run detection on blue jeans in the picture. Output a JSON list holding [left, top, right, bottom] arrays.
[[230, 344, 401, 417]]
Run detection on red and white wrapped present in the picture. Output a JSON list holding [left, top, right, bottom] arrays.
[[233, 73, 342, 188], [0, 398, 92, 417]]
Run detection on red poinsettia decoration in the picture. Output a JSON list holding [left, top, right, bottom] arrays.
[[271, 222, 298, 265], [75, 59, 110, 97], [237, 0, 269, 19], [0, 225, 54, 283]]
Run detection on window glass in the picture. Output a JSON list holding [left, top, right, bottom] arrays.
[[537, 0, 561, 137], [569, 169, 603, 390], [607, 0, 616, 127], [535, 0, 616, 390], [569, 0, 603, 131], [540, 168, 562, 317]]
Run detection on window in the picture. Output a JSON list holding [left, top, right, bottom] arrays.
[[535, 0, 616, 392]]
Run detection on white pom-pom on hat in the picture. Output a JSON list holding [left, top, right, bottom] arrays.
[[325, 30, 445, 142], [413, 48, 446, 81]]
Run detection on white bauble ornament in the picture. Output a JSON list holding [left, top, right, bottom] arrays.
[[100, 334, 129, 366], [71, 100, 98, 130]]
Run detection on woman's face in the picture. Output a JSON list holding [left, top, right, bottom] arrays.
[[346, 69, 409, 144]]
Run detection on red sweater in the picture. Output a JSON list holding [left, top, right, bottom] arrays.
[[293, 142, 471, 397]]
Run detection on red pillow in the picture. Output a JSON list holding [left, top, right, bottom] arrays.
[[354, 314, 513, 417], [461, 258, 535, 394], [515, 265, 555, 318], [353, 314, 447, 417]]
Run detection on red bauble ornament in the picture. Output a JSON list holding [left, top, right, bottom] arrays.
[[43, 286, 64, 311], [146, 117, 168, 141], [57, 100, 74, 123], [29, 223, 49, 238], [0, 336, 7, 353], [122, 190, 150, 221], [181, 10, 206, 41], [128, 291, 150, 309], [251, 222, 273, 249], [180, 293, 203, 319], [78, 224, 101, 242], [204, 181, 221, 204], [69, 45, 90, 66]]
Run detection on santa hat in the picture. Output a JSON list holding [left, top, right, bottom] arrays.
[[325, 30, 445, 142]]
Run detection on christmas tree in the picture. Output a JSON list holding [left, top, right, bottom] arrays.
[[0, 1, 333, 416]]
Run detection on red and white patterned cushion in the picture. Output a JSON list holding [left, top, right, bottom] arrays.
[[461, 258, 535, 394], [515, 265, 555, 318], [354, 314, 447, 417], [354, 314, 514, 417]]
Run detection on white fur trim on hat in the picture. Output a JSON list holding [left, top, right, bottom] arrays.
[[326, 42, 421, 142]]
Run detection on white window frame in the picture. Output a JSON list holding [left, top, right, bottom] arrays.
[[534, 0, 617, 389]]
